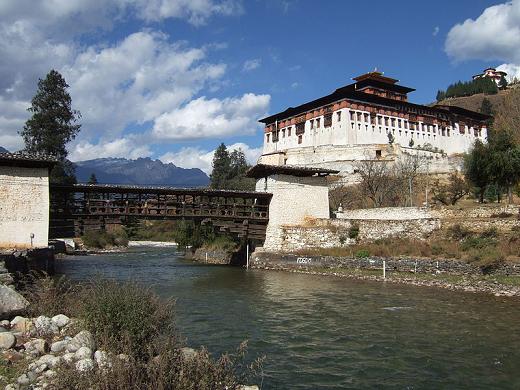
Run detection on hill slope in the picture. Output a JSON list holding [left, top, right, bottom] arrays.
[[435, 89, 510, 113], [0, 146, 9, 153], [74, 157, 209, 187]]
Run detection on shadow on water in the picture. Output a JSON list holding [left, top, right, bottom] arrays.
[[57, 247, 520, 390]]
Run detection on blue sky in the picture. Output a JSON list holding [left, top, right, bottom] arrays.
[[0, 0, 518, 173]]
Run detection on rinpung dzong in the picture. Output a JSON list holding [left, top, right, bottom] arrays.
[[258, 71, 491, 177]]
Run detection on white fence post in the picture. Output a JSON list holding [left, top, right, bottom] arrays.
[[383, 260, 386, 279]]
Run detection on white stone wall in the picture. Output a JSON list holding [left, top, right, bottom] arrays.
[[258, 143, 462, 179], [262, 106, 486, 176], [263, 108, 487, 156], [336, 207, 433, 220], [0, 166, 50, 249], [256, 174, 330, 251]]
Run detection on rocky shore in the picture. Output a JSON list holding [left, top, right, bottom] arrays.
[[0, 313, 110, 389]]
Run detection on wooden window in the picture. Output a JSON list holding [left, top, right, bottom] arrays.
[[316, 118, 321, 128], [357, 112, 362, 121], [296, 122, 305, 135], [282, 129, 286, 137], [324, 113, 332, 127], [310, 120, 314, 129], [337, 111, 342, 122], [376, 150, 382, 158], [266, 133, 270, 142], [298, 135, 303, 144], [287, 126, 291, 136], [364, 113, 369, 122]]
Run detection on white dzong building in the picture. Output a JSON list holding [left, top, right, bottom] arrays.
[[258, 72, 490, 176]]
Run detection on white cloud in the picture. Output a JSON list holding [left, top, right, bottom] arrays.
[[432, 26, 439, 37], [152, 93, 270, 141], [62, 31, 226, 138], [291, 82, 300, 88], [445, 0, 520, 63], [243, 58, 261, 71], [69, 135, 153, 161], [496, 63, 520, 81], [160, 142, 262, 174]]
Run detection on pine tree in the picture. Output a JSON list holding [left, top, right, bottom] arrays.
[[88, 173, 98, 184], [209, 143, 231, 189], [20, 69, 81, 184]]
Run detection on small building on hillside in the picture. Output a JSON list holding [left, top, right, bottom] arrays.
[[0, 153, 56, 249], [472, 67, 508, 87], [247, 164, 338, 251]]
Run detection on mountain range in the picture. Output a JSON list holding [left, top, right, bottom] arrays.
[[0, 146, 9, 153], [74, 157, 209, 187]]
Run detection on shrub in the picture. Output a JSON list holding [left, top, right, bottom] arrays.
[[348, 223, 360, 239], [21, 275, 77, 317], [76, 279, 174, 356], [355, 249, 370, 258], [490, 212, 513, 218], [82, 228, 129, 249], [53, 340, 262, 390], [480, 227, 498, 238], [448, 224, 472, 240]]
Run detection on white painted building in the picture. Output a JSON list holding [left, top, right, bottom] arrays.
[[258, 72, 490, 175], [247, 164, 337, 251], [0, 153, 56, 249]]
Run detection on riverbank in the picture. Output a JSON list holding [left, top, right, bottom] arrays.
[[250, 252, 520, 297]]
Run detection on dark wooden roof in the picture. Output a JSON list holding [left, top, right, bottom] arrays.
[[355, 78, 415, 94], [259, 78, 490, 125], [51, 183, 272, 199], [247, 164, 339, 178], [0, 152, 58, 168]]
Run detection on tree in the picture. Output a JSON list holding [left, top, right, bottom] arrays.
[[431, 173, 470, 206], [436, 90, 446, 102], [486, 131, 520, 203], [354, 157, 402, 207], [20, 69, 81, 184], [499, 75, 508, 89], [88, 173, 98, 184], [464, 139, 492, 202], [394, 153, 426, 206], [210, 143, 231, 189], [209, 144, 255, 190]]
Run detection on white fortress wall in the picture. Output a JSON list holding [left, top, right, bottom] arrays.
[[255, 174, 330, 251], [0, 166, 50, 249]]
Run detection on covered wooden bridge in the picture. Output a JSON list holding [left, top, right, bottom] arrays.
[[49, 184, 272, 241]]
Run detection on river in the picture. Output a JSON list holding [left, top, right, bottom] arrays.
[[58, 247, 520, 389]]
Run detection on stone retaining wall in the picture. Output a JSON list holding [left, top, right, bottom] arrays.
[[251, 252, 520, 276], [278, 217, 440, 252]]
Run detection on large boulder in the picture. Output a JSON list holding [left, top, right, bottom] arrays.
[[0, 332, 16, 349], [0, 285, 28, 318], [10, 316, 33, 334], [67, 330, 96, 352], [34, 316, 59, 336]]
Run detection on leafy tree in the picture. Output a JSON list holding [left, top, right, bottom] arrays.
[[486, 131, 520, 203], [88, 173, 98, 184], [464, 139, 492, 203], [20, 69, 81, 184]]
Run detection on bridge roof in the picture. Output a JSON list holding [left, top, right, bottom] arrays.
[[51, 183, 272, 199], [0, 152, 58, 168], [247, 164, 339, 178]]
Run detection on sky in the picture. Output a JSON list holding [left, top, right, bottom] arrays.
[[0, 0, 519, 174]]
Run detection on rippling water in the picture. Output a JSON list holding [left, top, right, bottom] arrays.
[[58, 247, 520, 389]]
